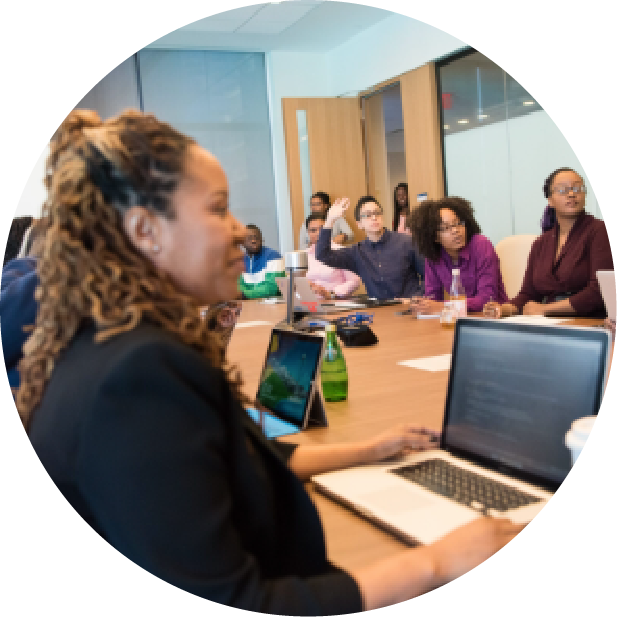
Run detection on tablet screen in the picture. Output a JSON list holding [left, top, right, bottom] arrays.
[[256, 329, 324, 427]]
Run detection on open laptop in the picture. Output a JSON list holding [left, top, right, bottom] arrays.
[[247, 327, 327, 438], [276, 276, 366, 313], [597, 270, 615, 321], [313, 318, 611, 545]]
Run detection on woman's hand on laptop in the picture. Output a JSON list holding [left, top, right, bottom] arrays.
[[364, 424, 441, 463], [427, 517, 525, 587]]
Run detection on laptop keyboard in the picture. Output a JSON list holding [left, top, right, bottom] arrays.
[[390, 459, 541, 515]]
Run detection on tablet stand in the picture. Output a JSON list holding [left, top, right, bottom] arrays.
[[307, 381, 328, 427]]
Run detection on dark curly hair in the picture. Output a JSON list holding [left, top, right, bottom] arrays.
[[409, 197, 481, 262]]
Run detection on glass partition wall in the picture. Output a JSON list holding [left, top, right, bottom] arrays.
[[438, 50, 600, 246], [76, 50, 280, 252]]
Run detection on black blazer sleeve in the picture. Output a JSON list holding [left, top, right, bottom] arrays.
[[72, 335, 361, 616]]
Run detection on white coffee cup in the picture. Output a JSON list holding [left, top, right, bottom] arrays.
[[565, 416, 596, 466]]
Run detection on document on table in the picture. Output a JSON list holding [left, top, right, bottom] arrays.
[[236, 321, 274, 329], [502, 315, 571, 325], [398, 354, 452, 372]]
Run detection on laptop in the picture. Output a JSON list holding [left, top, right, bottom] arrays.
[[248, 327, 327, 437], [312, 318, 611, 545], [275, 276, 366, 313], [597, 270, 615, 321]]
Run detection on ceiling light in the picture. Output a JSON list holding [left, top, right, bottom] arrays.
[[443, 124, 450, 130], [457, 119, 469, 124], [523, 101, 535, 106], [478, 114, 489, 120]]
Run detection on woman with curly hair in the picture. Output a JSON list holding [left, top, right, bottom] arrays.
[[409, 197, 508, 313], [18, 109, 521, 615]]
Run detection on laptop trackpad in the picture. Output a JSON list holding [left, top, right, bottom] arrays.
[[359, 487, 438, 514]]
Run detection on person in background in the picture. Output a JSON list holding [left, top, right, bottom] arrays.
[[298, 191, 354, 248], [315, 196, 424, 299], [393, 182, 411, 234], [304, 213, 361, 299], [3, 216, 33, 266], [485, 168, 613, 318], [238, 223, 283, 299], [2, 112, 102, 388], [2, 257, 37, 388], [408, 197, 508, 313], [242, 224, 281, 275], [21, 109, 521, 615]]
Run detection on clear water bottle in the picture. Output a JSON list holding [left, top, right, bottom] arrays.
[[449, 268, 467, 318], [321, 324, 348, 402]]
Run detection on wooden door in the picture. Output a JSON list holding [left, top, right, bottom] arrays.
[[282, 97, 367, 249], [400, 63, 445, 205], [364, 93, 392, 228]]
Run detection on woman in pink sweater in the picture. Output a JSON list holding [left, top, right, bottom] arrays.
[[304, 213, 361, 299]]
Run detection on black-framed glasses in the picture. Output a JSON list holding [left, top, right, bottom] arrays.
[[437, 220, 465, 234], [359, 209, 383, 220], [552, 185, 587, 196]]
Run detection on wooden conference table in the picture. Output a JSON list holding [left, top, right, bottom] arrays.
[[227, 301, 611, 572]]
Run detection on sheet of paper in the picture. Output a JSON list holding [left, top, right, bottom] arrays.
[[502, 315, 571, 325], [236, 321, 274, 329], [398, 354, 452, 372], [417, 313, 441, 319]]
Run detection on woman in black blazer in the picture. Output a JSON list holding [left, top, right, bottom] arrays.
[[17, 110, 521, 615]]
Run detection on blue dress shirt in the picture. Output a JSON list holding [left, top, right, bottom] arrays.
[[315, 228, 424, 299]]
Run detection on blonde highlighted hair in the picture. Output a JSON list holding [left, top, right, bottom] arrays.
[[17, 109, 244, 429]]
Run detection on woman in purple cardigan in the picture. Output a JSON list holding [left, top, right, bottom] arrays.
[[409, 197, 508, 313], [488, 168, 613, 318]]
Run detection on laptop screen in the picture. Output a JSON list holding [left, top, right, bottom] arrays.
[[256, 329, 324, 427], [443, 320, 610, 488]]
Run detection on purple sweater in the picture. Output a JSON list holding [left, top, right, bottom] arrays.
[[425, 234, 509, 312]]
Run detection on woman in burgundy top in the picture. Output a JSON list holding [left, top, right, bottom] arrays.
[[490, 168, 613, 318]]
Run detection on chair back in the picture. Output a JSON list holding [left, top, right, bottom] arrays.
[[495, 234, 538, 299]]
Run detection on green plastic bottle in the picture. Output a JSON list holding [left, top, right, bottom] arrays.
[[321, 324, 348, 402]]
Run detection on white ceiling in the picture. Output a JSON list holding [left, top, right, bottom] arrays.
[[147, 1, 392, 52]]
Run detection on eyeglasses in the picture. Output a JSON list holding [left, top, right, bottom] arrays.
[[437, 220, 465, 234], [359, 209, 383, 220], [552, 185, 587, 196]]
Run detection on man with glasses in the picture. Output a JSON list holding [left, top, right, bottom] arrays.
[[315, 196, 424, 300]]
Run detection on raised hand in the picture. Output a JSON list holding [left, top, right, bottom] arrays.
[[326, 197, 350, 228]]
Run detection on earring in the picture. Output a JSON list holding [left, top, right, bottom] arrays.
[[152, 244, 160, 254]]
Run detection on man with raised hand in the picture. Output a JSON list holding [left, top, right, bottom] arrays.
[[315, 196, 424, 300]]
